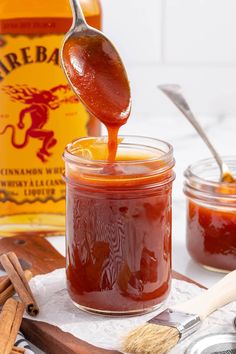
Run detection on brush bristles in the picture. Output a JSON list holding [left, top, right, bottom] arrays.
[[122, 323, 180, 354]]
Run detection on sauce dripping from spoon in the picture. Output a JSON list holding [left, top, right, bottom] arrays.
[[62, 24, 131, 162]]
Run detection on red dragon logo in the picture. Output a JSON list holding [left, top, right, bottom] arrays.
[[0, 84, 77, 162]]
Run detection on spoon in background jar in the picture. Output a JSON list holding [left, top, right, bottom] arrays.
[[159, 84, 235, 183]]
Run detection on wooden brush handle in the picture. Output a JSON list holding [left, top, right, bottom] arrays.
[[172, 270, 236, 320]]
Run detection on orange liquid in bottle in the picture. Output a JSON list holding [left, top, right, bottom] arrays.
[[0, 0, 102, 237]]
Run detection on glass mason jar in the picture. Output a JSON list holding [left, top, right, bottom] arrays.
[[63, 136, 175, 315], [184, 157, 236, 273]]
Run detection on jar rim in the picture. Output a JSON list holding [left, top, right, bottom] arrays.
[[184, 157, 236, 206], [63, 135, 174, 167], [184, 157, 236, 189], [63, 135, 175, 188]]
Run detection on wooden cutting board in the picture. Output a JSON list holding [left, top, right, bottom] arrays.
[[0, 235, 204, 354]]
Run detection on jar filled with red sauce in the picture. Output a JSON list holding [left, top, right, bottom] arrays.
[[184, 157, 236, 273], [63, 136, 175, 315]]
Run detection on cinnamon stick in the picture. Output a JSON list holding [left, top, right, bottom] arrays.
[[0, 276, 11, 294], [0, 270, 32, 306], [0, 275, 7, 282], [0, 253, 39, 316], [0, 298, 25, 354], [11, 348, 25, 354]]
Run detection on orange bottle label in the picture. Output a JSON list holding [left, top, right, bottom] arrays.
[[0, 33, 88, 205]]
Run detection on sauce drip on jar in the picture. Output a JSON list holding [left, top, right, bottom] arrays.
[[62, 33, 131, 161]]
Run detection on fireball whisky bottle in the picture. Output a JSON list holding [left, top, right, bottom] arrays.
[[0, 0, 102, 236]]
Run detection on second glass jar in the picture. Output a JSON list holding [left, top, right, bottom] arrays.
[[64, 136, 175, 315], [184, 157, 236, 273]]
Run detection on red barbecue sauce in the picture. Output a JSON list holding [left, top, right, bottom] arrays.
[[62, 33, 131, 161], [63, 32, 172, 312], [65, 144, 172, 312], [187, 200, 236, 271]]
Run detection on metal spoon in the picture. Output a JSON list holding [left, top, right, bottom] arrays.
[[60, 0, 131, 126], [159, 84, 235, 183]]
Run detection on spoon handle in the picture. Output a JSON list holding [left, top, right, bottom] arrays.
[[159, 84, 225, 176], [70, 0, 87, 29]]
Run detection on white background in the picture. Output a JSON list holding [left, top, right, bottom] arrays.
[[101, 0, 236, 118]]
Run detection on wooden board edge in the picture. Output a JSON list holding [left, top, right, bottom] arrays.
[[21, 271, 205, 354], [21, 319, 121, 354]]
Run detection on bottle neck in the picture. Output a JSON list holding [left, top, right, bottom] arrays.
[[0, 0, 100, 19], [0, 0, 101, 35]]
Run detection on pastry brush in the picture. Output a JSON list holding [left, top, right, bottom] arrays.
[[122, 270, 236, 354]]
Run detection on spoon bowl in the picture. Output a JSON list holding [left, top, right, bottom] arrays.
[[61, 0, 131, 126]]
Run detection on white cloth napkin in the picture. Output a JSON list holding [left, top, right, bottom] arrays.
[[25, 268, 236, 353]]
